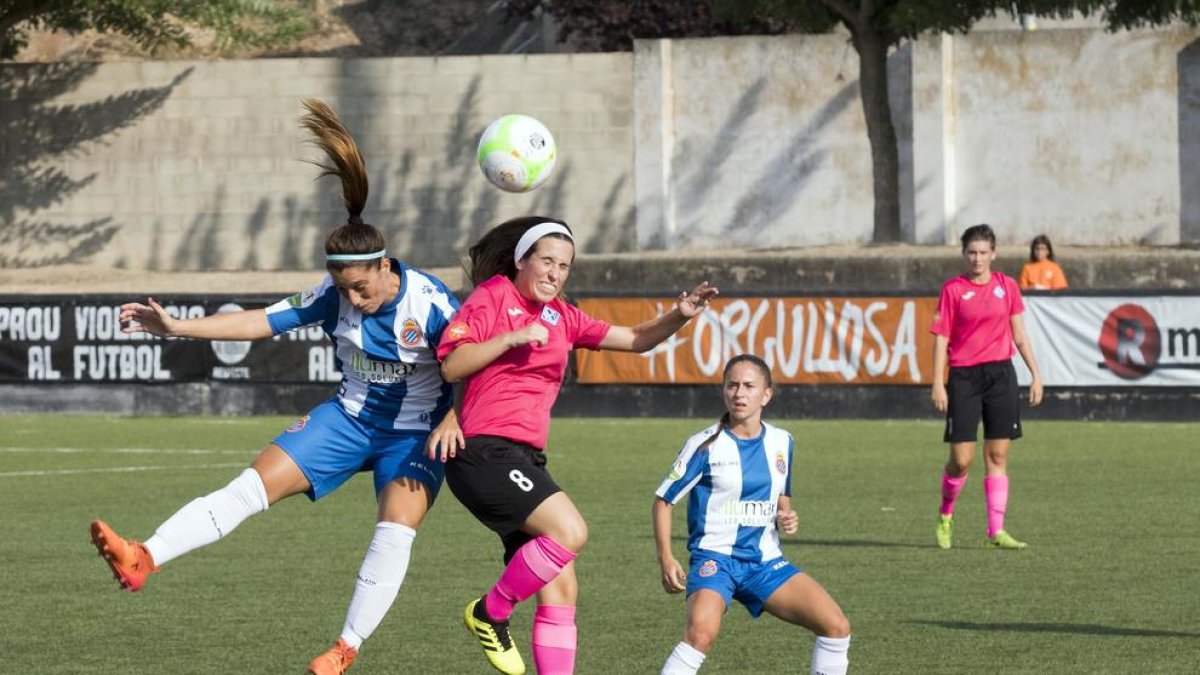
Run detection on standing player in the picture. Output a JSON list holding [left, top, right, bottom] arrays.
[[653, 354, 851, 675], [89, 99, 461, 675], [931, 224, 1044, 550], [433, 217, 717, 675]]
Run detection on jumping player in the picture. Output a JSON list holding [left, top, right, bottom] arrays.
[[433, 217, 717, 675], [931, 223, 1044, 550], [89, 99, 461, 675], [654, 354, 851, 675]]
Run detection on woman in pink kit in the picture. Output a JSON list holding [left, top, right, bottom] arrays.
[[431, 216, 717, 675], [930, 224, 1043, 551]]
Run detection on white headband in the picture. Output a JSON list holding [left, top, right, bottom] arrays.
[[514, 222, 574, 264]]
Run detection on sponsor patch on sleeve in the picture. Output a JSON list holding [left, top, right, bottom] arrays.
[[286, 289, 318, 309], [447, 321, 470, 341], [285, 415, 309, 433]]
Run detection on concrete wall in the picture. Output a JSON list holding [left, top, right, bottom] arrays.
[[637, 28, 1200, 249], [6, 28, 1200, 273], [0, 55, 635, 270]]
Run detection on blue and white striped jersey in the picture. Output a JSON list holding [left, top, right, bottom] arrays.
[[265, 259, 459, 431], [655, 421, 794, 563]]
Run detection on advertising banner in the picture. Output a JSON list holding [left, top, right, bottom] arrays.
[[0, 297, 340, 385], [1019, 295, 1200, 386], [575, 297, 938, 385]]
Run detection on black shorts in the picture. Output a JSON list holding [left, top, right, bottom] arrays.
[[445, 435, 562, 559], [944, 360, 1023, 443]]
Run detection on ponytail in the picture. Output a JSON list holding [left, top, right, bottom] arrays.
[[299, 98, 386, 271]]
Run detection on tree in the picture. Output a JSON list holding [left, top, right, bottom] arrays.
[[0, 0, 313, 59], [506, 0, 1200, 243]]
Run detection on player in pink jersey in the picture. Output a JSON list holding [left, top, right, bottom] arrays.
[[431, 216, 717, 675], [930, 224, 1043, 551]]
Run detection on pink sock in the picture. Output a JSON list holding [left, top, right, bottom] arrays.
[[533, 604, 577, 675], [984, 475, 1009, 538], [940, 472, 968, 516], [484, 536, 576, 621]]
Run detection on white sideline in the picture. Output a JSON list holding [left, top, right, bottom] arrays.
[[0, 462, 246, 478]]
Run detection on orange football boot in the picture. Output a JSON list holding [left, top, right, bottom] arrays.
[[89, 519, 159, 592], [308, 638, 358, 675]]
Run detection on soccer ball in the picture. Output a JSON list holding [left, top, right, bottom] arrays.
[[476, 114, 557, 193]]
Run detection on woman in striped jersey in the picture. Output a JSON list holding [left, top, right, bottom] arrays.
[[654, 354, 851, 675], [89, 99, 460, 675]]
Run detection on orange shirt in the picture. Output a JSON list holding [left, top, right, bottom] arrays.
[[1018, 260, 1068, 290]]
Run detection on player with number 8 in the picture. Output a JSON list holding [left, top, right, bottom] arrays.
[[429, 216, 717, 675]]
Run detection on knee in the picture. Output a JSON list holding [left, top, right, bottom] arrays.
[[819, 612, 851, 639], [945, 458, 971, 476], [548, 518, 588, 553], [684, 628, 718, 654]]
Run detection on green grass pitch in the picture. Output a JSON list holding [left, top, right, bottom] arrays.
[[1, 415, 1197, 673]]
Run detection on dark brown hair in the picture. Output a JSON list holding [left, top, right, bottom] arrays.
[[696, 354, 774, 451], [1029, 234, 1056, 262], [960, 223, 996, 252], [300, 98, 386, 272], [467, 216, 574, 287]]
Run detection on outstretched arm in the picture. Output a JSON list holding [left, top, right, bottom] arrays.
[[598, 281, 718, 353], [120, 297, 273, 341], [653, 498, 687, 594]]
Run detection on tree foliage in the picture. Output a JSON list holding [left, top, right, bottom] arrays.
[[0, 0, 313, 59]]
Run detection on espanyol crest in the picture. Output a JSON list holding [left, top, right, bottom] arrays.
[[774, 449, 787, 475], [400, 318, 424, 348]]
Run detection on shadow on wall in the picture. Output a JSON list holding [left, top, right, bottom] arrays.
[[664, 77, 857, 249], [1177, 39, 1200, 246], [1, 63, 634, 272], [0, 63, 191, 268]]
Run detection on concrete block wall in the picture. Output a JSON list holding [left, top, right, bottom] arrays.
[[6, 28, 1200, 274], [636, 28, 1200, 249], [1, 54, 635, 270]]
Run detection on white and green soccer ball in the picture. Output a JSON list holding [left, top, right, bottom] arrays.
[[476, 114, 557, 193]]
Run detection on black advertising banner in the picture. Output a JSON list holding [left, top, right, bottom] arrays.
[[0, 296, 341, 385]]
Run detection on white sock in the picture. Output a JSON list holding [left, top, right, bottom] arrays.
[[661, 641, 706, 674], [339, 522, 417, 650], [811, 635, 851, 675], [143, 468, 269, 566]]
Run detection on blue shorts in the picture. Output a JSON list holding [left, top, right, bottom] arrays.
[[687, 553, 802, 618], [272, 398, 443, 501]]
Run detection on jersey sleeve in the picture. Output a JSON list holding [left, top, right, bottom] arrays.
[[930, 281, 955, 337], [1018, 263, 1036, 290], [436, 283, 498, 361], [1005, 274, 1026, 315], [1050, 263, 1069, 289], [422, 275, 461, 350], [655, 430, 714, 504], [563, 301, 611, 350], [264, 277, 338, 335]]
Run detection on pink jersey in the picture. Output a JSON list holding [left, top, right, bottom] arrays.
[[437, 274, 611, 449], [931, 272, 1025, 367]]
